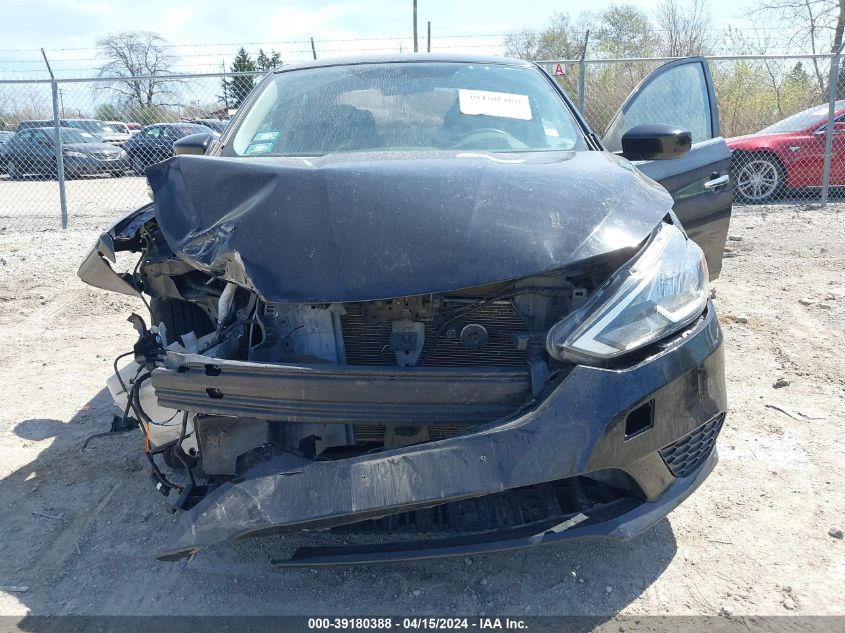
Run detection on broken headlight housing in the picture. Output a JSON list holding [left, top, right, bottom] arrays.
[[547, 221, 709, 362]]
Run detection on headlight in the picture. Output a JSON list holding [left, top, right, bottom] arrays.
[[547, 221, 709, 361], [118, 150, 127, 158], [63, 150, 86, 158]]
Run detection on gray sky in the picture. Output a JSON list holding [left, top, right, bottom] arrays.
[[0, 0, 764, 79]]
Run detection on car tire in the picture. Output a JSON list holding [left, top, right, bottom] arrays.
[[733, 153, 785, 204], [131, 155, 145, 176], [149, 298, 215, 344], [6, 160, 20, 180]]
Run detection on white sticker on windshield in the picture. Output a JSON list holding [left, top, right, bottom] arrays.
[[458, 89, 532, 120]]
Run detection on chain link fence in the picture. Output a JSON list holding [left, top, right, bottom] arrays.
[[2, 54, 844, 232], [541, 53, 845, 206], [0, 71, 261, 231]]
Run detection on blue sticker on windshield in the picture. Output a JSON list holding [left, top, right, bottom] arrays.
[[244, 142, 275, 155], [252, 130, 280, 142]]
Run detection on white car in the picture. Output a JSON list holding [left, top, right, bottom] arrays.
[[101, 121, 132, 145]]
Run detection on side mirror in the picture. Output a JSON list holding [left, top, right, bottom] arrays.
[[621, 123, 692, 161], [833, 121, 845, 134], [173, 132, 216, 156]]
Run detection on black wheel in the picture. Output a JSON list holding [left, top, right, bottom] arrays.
[[733, 154, 785, 203], [149, 298, 215, 344], [6, 160, 20, 180], [131, 154, 146, 175]]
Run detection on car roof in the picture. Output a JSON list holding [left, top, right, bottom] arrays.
[[272, 53, 535, 74], [23, 126, 81, 133]]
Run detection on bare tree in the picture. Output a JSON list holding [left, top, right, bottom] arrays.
[[504, 13, 590, 61], [655, 0, 713, 56], [747, 0, 845, 95], [97, 31, 181, 109]]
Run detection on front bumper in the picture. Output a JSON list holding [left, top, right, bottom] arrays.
[[158, 304, 726, 562], [65, 156, 129, 175]]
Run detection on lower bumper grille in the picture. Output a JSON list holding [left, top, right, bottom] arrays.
[[353, 424, 466, 444], [332, 473, 641, 536], [659, 414, 724, 478]]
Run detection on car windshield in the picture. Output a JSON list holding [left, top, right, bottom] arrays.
[[761, 101, 845, 134], [68, 120, 105, 133], [59, 129, 88, 143], [177, 124, 210, 136], [230, 62, 585, 156]]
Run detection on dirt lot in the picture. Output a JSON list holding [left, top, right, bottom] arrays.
[[0, 175, 148, 231], [0, 203, 842, 620]]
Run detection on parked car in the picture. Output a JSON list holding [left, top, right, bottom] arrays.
[[187, 118, 229, 133], [3, 127, 129, 179], [15, 118, 130, 145], [727, 101, 845, 202], [126, 122, 143, 134], [122, 123, 215, 174], [78, 55, 731, 564], [0, 130, 13, 175], [102, 121, 133, 145]]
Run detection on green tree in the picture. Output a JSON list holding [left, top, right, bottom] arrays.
[[95, 103, 123, 121], [595, 4, 656, 58], [222, 48, 256, 109], [256, 48, 282, 71]]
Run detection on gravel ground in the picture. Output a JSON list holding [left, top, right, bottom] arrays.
[[0, 202, 842, 620], [0, 174, 148, 232]]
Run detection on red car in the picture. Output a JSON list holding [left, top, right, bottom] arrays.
[[727, 100, 845, 202]]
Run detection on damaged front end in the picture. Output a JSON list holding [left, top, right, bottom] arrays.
[[79, 154, 725, 564]]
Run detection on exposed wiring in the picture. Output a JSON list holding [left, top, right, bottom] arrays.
[[130, 373, 176, 427], [112, 350, 134, 394], [174, 411, 197, 489]]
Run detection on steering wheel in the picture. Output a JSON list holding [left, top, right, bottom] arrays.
[[452, 127, 530, 151]]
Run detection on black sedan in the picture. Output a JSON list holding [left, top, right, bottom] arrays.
[[3, 127, 129, 179], [123, 123, 215, 174], [0, 131, 14, 174], [79, 54, 731, 565], [188, 118, 229, 133]]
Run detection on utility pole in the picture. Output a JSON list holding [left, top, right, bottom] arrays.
[[427, 21, 431, 52], [310, 37, 317, 60], [221, 59, 228, 107], [41, 48, 68, 229], [413, 0, 418, 52]]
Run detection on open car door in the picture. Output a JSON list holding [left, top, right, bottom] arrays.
[[602, 57, 732, 279]]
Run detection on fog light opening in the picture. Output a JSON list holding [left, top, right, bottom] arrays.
[[624, 400, 654, 439]]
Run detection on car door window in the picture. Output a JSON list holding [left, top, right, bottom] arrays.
[[35, 131, 52, 147], [603, 61, 713, 153], [145, 127, 160, 140]]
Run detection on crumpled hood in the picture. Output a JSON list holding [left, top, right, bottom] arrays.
[[146, 150, 672, 303]]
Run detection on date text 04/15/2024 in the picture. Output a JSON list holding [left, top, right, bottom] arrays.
[[307, 617, 529, 630]]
